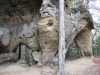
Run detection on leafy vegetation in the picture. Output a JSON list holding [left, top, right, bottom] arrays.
[[92, 22, 100, 55], [16, 46, 25, 59], [66, 0, 73, 8], [66, 42, 81, 59]]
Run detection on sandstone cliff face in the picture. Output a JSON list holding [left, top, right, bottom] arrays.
[[35, 3, 59, 66], [0, 0, 42, 53], [34, 2, 94, 66], [64, 10, 94, 57], [0, 0, 94, 66], [0, 0, 42, 64]]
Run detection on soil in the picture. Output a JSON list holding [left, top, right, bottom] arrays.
[[0, 55, 100, 75]]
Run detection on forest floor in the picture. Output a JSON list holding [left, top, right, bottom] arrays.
[[0, 55, 100, 75]]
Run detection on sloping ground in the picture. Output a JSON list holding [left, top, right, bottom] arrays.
[[65, 56, 100, 75], [0, 55, 100, 75]]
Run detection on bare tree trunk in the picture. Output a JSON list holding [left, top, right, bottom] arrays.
[[57, 0, 65, 75]]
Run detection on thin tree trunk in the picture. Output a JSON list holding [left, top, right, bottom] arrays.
[[57, 0, 65, 75]]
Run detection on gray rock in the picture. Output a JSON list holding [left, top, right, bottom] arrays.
[[0, 53, 17, 64]]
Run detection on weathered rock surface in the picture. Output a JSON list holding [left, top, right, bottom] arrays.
[[35, 3, 59, 66], [34, 2, 94, 66], [63, 8, 93, 58], [0, 0, 94, 66], [0, 0, 42, 64], [0, 53, 17, 64]]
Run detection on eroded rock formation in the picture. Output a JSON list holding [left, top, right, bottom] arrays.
[[0, 0, 42, 52], [34, 3, 59, 66], [34, 1, 94, 66], [0, 0, 94, 66], [0, 0, 42, 64], [64, 9, 94, 57]]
